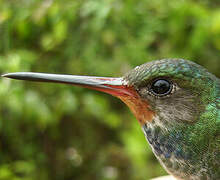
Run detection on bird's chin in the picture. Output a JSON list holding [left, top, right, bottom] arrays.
[[118, 92, 155, 125]]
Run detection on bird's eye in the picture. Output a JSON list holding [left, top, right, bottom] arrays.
[[150, 79, 172, 96]]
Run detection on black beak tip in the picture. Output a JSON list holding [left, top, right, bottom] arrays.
[[1, 73, 9, 78], [2, 73, 14, 78], [1, 73, 24, 80]]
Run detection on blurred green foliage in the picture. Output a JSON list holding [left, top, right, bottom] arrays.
[[0, 0, 219, 179]]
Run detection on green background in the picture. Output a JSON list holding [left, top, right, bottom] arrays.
[[0, 0, 219, 179]]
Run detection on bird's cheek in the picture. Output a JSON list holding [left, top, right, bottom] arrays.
[[118, 94, 155, 125]]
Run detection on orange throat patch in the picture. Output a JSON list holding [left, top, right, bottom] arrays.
[[118, 90, 155, 125]]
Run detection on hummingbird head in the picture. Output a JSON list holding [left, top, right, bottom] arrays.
[[122, 59, 218, 128]]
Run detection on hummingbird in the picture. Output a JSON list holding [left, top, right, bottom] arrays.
[[2, 59, 220, 180]]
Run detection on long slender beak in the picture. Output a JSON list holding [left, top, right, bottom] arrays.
[[2, 72, 134, 97], [2, 72, 155, 124]]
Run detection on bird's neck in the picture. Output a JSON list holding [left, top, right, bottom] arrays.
[[142, 99, 220, 180], [142, 123, 190, 179]]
